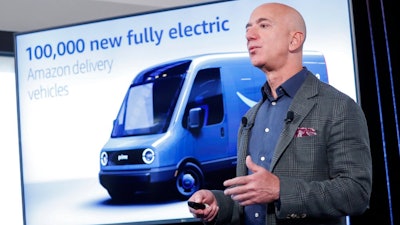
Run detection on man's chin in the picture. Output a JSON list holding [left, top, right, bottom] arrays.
[[249, 59, 263, 68]]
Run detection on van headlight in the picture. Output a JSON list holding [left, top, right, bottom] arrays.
[[142, 148, 155, 164], [100, 151, 108, 166]]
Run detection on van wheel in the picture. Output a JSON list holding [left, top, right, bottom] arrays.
[[175, 162, 204, 199]]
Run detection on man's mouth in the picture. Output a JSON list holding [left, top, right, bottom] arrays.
[[247, 45, 259, 53], [248, 47, 258, 54]]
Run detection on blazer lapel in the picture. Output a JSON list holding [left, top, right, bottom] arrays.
[[270, 73, 320, 171]]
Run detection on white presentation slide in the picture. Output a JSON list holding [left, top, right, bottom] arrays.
[[13, 0, 356, 224]]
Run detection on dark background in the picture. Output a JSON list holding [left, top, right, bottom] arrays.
[[350, 0, 399, 225], [1, 0, 398, 224]]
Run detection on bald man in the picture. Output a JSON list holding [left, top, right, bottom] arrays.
[[188, 3, 372, 225]]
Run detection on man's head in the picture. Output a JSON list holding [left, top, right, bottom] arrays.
[[246, 3, 306, 73]]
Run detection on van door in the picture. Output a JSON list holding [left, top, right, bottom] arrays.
[[182, 68, 228, 161]]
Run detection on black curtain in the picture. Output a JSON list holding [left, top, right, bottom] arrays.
[[351, 0, 399, 225]]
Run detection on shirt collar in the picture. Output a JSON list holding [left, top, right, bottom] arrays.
[[261, 67, 308, 101]]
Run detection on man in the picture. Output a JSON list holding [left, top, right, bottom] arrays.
[[188, 2, 372, 225]]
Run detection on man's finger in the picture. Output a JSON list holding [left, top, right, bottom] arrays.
[[245, 155, 260, 173]]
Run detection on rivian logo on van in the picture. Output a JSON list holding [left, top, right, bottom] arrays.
[[118, 154, 128, 161], [236, 91, 257, 108]]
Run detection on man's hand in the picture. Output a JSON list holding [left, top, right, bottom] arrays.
[[188, 189, 219, 222], [223, 155, 280, 206]]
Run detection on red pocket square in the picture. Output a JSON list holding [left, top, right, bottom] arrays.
[[294, 127, 317, 137]]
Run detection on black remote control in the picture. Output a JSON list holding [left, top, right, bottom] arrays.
[[188, 201, 206, 210]]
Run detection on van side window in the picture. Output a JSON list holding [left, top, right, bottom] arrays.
[[183, 68, 224, 127]]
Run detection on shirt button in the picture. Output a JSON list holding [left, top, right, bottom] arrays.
[[260, 156, 265, 161], [271, 101, 276, 106], [264, 127, 270, 133], [254, 212, 259, 218]]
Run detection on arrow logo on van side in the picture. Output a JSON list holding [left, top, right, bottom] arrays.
[[236, 91, 257, 108]]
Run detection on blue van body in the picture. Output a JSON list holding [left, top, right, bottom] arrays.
[[99, 51, 328, 201]]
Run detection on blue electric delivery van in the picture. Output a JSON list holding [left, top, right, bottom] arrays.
[[99, 51, 328, 201]]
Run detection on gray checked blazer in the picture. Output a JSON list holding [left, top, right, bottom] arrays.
[[211, 71, 372, 225]]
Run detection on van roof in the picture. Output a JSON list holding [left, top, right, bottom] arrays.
[[165, 50, 325, 64]]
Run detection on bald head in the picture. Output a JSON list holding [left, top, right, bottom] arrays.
[[246, 2, 307, 86], [252, 3, 307, 47]]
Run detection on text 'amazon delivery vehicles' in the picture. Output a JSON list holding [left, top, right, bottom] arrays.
[[98, 51, 328, 202]]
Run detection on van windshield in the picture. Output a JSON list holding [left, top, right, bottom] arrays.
[[111, 60, 191, 137]]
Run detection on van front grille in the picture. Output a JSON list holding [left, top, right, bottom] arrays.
[[107, 149, 145, 165]]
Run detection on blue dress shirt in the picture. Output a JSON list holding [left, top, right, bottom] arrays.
[[244, 68, 308, 225]]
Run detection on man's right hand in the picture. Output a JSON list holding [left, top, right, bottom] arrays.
[[188, 189, 219, 222]]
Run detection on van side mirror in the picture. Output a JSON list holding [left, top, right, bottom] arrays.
[[187, 107, 203, 130]]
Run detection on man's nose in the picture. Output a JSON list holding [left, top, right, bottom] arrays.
[[246, 27, 257, 41]]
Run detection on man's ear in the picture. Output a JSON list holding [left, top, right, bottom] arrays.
[[289, 31, 304, 51]]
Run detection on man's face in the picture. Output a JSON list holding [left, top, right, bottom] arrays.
[[245, 4, 290, 70]]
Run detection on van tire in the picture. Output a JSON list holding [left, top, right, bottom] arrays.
[[175, 162, 204, 199]]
